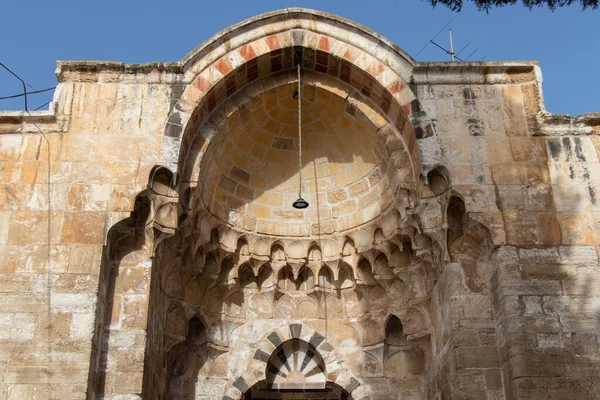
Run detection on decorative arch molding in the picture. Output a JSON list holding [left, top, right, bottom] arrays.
[[265, 339, 326, 390], [162, 8, 436, 182], [180, 9, 415, 78], [221, 324, 360, 399]]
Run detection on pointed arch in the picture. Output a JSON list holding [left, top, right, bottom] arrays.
[[336, 263, 355, 289], [224, 324, 357, 398], [342, 237, 356, 256], [257, 264, 275, 290], [239, 262, 257, 289], [357, 258, 375, 285], [318, 265, 334, 289], [385, 315, 408, 346], [167, 9, 433, 188]]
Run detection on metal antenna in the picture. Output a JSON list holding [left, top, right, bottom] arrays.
[[419, 23, 486, 63], [449, 29, 455, 61], [464, 48, 480, 61], [414, 18, 454, 58], [431, 29, 462, 62], [455, 41, 472, 58]]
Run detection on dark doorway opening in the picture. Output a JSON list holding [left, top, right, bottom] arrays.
[[244, 380, 351, 400]]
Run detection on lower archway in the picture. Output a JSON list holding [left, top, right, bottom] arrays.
[[244, 380, 351, 400], [243, 338, 352, 399]]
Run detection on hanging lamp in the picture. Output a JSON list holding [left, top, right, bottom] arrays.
[[292, 62, 309, 209]]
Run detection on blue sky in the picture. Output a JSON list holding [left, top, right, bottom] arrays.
[[1, 0, 598, 115]]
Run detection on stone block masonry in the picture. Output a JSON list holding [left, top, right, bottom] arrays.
[[0, 8, 599, 400]]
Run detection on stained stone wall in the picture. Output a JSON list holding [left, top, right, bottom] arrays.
[[0, 8, 599, 400], [0, 63, 177, 399]]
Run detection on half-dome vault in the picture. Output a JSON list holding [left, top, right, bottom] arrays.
[[190, 71, 415, 239]]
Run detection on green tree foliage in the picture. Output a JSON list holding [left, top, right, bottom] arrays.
[[427, 0, 598, 11]]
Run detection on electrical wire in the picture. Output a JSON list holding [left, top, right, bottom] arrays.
[[34, 101, 51, 111], [0, 87, 55, 100], [1, 62, 28, 110], [1, 62, 56, 110]]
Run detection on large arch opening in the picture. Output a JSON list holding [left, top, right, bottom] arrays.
[[141, 66, 436, 398], [131, 9, 446, 400]]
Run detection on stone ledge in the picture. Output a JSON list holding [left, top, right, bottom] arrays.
[[412, 62, 539, 85], [0, 109, 65, 134], [0, 110, 56, 124], [55, 60, 183, 83], [528, 112, 600, 136]]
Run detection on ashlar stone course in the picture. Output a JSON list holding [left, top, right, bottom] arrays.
[[0, 8, 598, 400]]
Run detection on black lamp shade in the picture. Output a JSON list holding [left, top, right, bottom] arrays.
[[292, 197, 309, 209]]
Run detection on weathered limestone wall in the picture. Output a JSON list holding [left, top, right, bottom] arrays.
[[415, 63, 600, 248], [427, 262, 502, 399], [0, 9, 598, 400], [0, 63, 176, 399], [413, 64, 600, 400], [492, 246, 600, 399]]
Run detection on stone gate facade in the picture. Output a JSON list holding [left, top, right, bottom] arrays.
[[0, 8, 599, 400]]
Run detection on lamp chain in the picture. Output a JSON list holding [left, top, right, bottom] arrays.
[[297, 63, 302, 198]]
